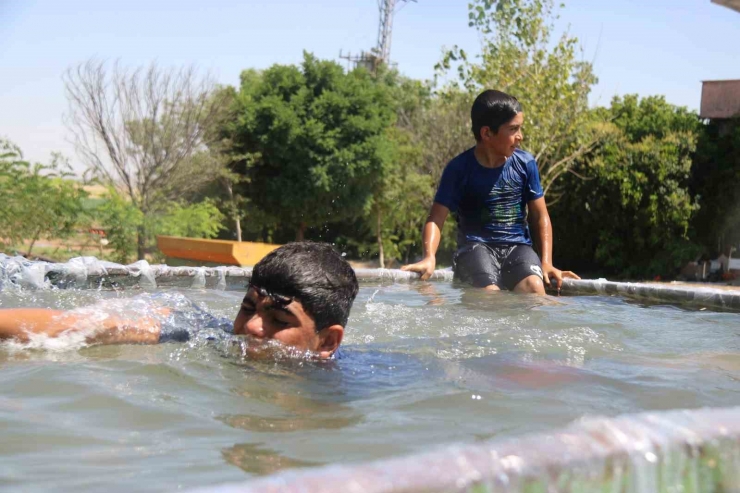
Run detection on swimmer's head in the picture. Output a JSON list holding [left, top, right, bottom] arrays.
[[233, 242, 358, 358]]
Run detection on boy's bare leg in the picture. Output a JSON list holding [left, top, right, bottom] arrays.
[[513, 275, 546, 295]]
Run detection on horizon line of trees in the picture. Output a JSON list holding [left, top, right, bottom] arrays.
[[2, 0, 739, 280]]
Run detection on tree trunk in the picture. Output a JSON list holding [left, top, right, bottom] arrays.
[[225, 181, 242, 242], [26, 232, 40, 257], [137, 225, 147, 260], [296, 222, 306, 242], [235, 219, 242, 242], [376, 209, 385, 269]]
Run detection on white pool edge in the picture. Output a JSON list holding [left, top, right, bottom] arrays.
[[186, 405, 740, 493]]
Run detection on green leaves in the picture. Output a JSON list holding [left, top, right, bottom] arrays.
[[93, 188, 143, 263], [226, 53, 399, 241], [552, 96, 701, 278], [691, 118, 740, 255], [0, 140, 88, 256], [94, 189, 225, 263]]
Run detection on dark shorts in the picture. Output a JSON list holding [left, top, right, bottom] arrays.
[[453, 243, 543, 290]]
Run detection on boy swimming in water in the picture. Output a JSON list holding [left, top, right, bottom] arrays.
[[402, 90, 579, 294], [0, 242, 358, 359]]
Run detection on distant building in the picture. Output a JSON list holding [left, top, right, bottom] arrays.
[[702, 1, 740, 131], [700, 80, 740, 120]]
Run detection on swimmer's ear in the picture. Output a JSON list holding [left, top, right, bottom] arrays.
[[317, 325, 343, 359]]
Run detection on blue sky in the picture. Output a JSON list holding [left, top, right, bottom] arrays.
[[1, 0, 739, 170]]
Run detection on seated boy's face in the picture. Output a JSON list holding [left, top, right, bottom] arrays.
[[232, 287, 322, 355]]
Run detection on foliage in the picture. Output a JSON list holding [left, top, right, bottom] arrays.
[[93, 188, 143, 263], [553, 95, 702, 278], [155, 199, 225, 239], [393, 82, 468, 262], [224, 53, 399, 241], [435, 0, 607, 202], [93, 189, 225, 264], [691, 118, 740, 256], [0, 139, 88, 256]]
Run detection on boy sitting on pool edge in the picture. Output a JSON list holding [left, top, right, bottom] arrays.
[[401, 89, 579, 294], [0, 242, 359, 359]]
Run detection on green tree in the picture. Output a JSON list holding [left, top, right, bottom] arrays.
[[94, 189, 226, 264], [225, 53, 399, 241], [553, 95, 701, 278], [155, 199, 225, 239], [93, 188, 143, 263], [691, 118, 740, 256], [436, 0, 607, 201], [0, 140, 88, 256], [394, 86, 468, 264]]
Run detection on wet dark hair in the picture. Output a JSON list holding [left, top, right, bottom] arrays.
[[250, 242, 359, 331], [471, 90, 523, 141]]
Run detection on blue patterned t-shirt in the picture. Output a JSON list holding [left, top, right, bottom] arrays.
[[434, 147, 544, 247]]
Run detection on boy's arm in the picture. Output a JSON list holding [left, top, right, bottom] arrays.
[[401, 203, 449, 280], [527, 197, 580, 292], [0, 308, 162, 345]]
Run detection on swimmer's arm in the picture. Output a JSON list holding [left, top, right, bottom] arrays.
[[0, 309, 161, 345]]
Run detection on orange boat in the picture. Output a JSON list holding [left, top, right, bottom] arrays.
[[156, 236, 280, 267]]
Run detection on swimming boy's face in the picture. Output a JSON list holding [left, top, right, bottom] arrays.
[[232, 287, 343, 359], [482, 112, 524, 157]]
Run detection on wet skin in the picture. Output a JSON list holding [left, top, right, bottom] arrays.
[[0, 288, 344, 358], [233, 287, 343, 359]]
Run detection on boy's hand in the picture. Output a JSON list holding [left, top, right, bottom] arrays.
[[401, 256, 437, 281], [541, 263, 580, 293]]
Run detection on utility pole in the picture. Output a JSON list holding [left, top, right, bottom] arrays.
[[376, 0, 397, 65], [340, 0, 416, 73]]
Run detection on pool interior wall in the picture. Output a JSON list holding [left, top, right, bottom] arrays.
[[3, 254, 740, 493], [2, 254, 739, 310]]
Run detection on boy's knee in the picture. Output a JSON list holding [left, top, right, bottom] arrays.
[[514, 275, 545, 295]]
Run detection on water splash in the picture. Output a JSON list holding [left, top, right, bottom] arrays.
[[190, 267, 206, 289], [0, 254, 50, 290]]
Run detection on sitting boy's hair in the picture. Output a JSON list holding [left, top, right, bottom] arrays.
[[250, 242, 359, 330], [471, 90, 522, 140]]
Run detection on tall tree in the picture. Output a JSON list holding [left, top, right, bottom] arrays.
[[225, 53, 398, 241], [64, 60, 229, 258], [435, 0, 607, 201]]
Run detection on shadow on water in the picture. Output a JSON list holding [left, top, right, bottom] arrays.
[[221, 442, 319, 475]]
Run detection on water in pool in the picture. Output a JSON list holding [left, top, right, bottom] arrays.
[[1, 282, 739, 491]]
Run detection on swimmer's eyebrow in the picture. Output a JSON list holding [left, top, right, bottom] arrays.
[[268, 304, 296, 317], [242, 293, 297, 317]]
